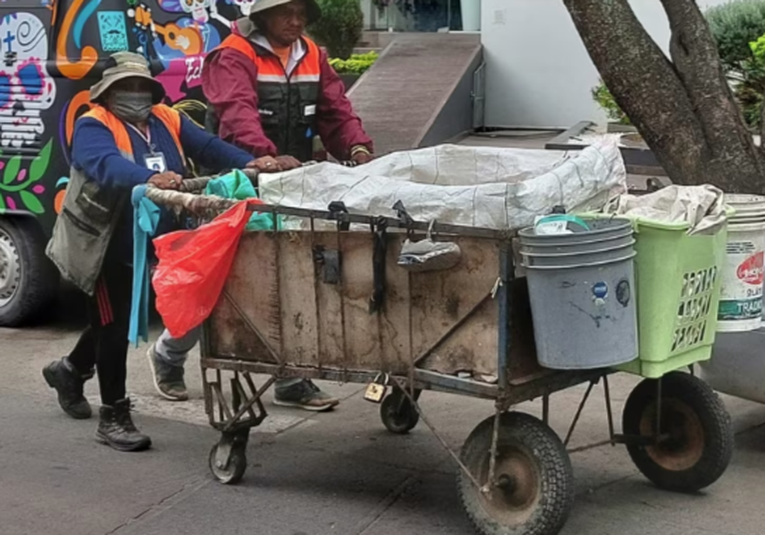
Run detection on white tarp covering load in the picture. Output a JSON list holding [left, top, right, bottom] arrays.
[[602, 185, 726, 235], [259, 141, 627, 230]]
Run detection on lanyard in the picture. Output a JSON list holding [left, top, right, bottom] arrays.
[[125, 122, 157, 154]]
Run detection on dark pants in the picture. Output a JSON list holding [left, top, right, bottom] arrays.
[[67, 252, 132, 406]]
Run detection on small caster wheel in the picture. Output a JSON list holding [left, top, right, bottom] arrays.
[[458, 412, 574, 535], [380, 389, 420, 434], [623, 371, 733, 493], [209, 443, 247, 485]]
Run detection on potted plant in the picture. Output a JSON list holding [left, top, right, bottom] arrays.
[[591, 80, 637, 133], [309, 0, 364, 59]]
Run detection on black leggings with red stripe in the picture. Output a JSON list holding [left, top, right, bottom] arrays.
[[68, 251, 132, 406]]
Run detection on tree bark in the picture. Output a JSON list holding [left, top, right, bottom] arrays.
[[562, 0, 765, 193]]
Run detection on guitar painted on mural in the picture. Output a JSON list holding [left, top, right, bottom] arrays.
[[155, 20, 204, 56]]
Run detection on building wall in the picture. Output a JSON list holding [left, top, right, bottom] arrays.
[[481, 0, 731, 128]]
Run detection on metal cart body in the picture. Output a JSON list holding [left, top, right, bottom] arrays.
[[145, 184, 734, 535]]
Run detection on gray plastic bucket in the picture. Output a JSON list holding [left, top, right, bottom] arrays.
[[519, 218, 639, 370]]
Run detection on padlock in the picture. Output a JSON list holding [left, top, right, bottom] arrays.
[[363, 373, 389, 404]]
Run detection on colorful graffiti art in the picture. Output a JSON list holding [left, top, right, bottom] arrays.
[[97, 11, 130, 52], [226, 0, 256, 16], [1, 0, 243, 219], [55, 0, 100, 79], [128, 2, 222, 102], [0, 13, 57, 149], [158, 0, 227, 26], [0, 139, 52, 213]]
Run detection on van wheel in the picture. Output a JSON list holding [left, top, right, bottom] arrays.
[[0, 217, 59, 326]]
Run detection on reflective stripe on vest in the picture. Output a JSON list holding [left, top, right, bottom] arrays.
[[216, 33, 321, 84], [83, 104, 185, 161]]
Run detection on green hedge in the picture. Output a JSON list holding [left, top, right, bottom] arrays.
[[329, 51, 379, 75], [707, 0, 765, 70]]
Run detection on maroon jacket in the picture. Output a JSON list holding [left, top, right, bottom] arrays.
[[202, 21, 373, 160]]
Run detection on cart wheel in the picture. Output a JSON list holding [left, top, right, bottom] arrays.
[[209, 443, 247, 485], [380, 389, 420, 434], [458, 412, 574, 535], [623, 371, 733, 493]]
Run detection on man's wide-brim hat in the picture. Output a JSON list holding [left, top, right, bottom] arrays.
[[250, 0, 322, 24], [90, 51, 166, 103]]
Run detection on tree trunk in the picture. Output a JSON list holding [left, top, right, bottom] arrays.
[[562, 0, 765, 193]]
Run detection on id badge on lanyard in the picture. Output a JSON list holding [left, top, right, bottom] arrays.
[[127, 122, 168, 173], [144, 153, 167, 173]]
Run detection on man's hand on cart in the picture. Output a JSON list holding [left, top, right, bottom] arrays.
[[351, 145, 374, 165], [148, 172, 183, 190], [274, 155, 302, 171]]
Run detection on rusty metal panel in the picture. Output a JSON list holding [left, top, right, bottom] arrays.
[[207, 233, 281, 363], [206, 229, 544, 382], [312, 232, 348, 369], [277, 232, 320, 366], [415, 238, 500, 377]]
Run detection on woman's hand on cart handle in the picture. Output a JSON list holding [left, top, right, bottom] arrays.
[[148, 172, 183, 190], [246, 156, 281, 173]]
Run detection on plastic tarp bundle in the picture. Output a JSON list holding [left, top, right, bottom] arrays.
[[259, 141, 627, 230], [602, 185, 726, 235]]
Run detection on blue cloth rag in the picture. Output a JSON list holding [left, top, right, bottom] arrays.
[[128, 185, 161, 346], [205, 169, 280, 231]]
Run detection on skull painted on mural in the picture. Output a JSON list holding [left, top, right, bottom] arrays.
[[233, 0, 258, 16], [0, 13, 57, 149], [180, 0, 215, 24]]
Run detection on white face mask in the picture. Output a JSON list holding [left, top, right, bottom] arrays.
[[109, 90, 153, 123]]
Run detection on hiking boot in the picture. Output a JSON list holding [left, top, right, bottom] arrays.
[[96, 398, 152, 452], [42, 357, 93, 420], [273, 379, 340, 412], [146, 344, 188, 401]]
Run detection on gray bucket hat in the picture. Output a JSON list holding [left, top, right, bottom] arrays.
[[90, 51, 166, 103], [250, 0, 321, 24]]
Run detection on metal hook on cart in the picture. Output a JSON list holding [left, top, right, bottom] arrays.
[[392, 200, 415, 239], [328, 201, 350, 231]]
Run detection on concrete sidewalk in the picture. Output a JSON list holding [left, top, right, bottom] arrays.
[[2, 320, 765, 535]]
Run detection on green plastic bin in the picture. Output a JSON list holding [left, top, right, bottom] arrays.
[[616, 218, 728, 378]]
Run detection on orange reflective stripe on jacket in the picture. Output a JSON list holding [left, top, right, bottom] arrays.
[[217, 33, 321, 83], [83, 104, 185, 160]]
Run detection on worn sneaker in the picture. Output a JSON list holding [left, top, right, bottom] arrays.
[[273, 379, 340, 412], [96, 398, 151, 452], [42, 357, 93, 420], [146, 344, 188, 401]]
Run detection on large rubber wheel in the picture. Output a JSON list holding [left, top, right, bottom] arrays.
[[380, 389, 420, 434], [209, 443, 247, 485], [623, 371, 733, 493], [458, 412, 574, 535], [0, 217, 59, 327]]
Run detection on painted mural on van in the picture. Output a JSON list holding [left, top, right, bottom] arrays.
[[0, 0, 247, 225]]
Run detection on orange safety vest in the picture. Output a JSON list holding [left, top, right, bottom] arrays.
[[83, 104, 185, 161], [217, 32, 321, 84], [213, 33, 321, 161], [48, 104, 186, 296]]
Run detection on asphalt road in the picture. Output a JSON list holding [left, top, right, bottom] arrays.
[[2, 301, 765, 535]]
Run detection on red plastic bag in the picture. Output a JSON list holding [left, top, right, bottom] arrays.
[[152, 200, 262, 338]]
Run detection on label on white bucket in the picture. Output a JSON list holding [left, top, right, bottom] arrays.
[[718, 238, 764, 330]]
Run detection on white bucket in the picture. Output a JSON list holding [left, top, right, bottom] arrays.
[[718, 194, 765, 332], [460, 0, 481, 31]]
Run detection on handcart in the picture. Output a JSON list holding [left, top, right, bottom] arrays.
[[146, 177, 734, 535]]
